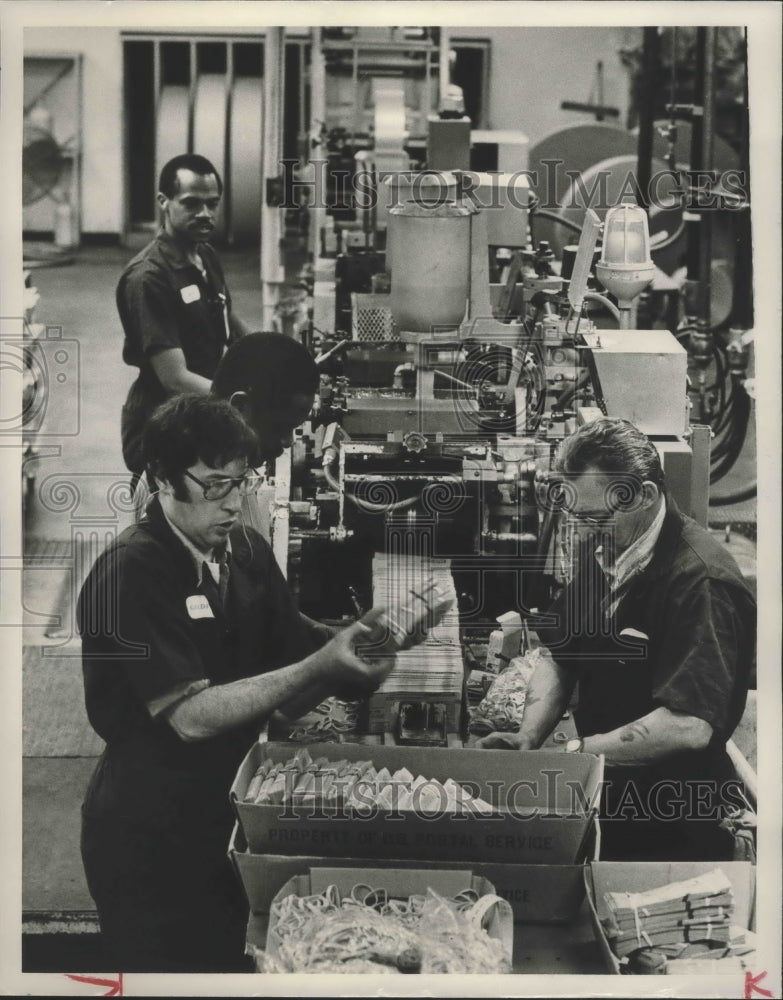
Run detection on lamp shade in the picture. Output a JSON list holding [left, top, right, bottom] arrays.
[[595, 201, 655, 307]]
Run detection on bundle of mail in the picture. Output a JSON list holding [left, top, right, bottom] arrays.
[[369, 554, 462, 700], [602, 868, 757, 973]]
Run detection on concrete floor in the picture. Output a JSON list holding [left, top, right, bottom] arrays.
[[21, 242, 272, 919], [21, 241, 759, 924]]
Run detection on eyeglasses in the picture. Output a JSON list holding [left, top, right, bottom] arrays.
[[183, 469, 263, 501], [566, 509, 616, 526]]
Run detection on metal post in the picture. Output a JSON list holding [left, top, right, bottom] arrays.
[[699, 27, 716, 329], [439, 27, 451, 105], [636, 27, 659, 210], [261, 27, 285, 329], [309, 27, 326, 259], [684, 29, 705, 293]]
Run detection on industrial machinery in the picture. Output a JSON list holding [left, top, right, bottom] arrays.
[[265, 23, 755, 746], [267, 154, 716, 746]]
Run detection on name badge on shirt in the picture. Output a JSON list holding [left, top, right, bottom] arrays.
[[186, 595, 214, 619], [180, 284, 201, 304], [619, 628, 649, 641]]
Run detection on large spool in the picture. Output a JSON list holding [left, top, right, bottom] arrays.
[[372, 78, 408, 174], [155, 86, 190, 193], [193, 73, 228, 237], [229, 77, 264, 244], [389, 200, 471, 336]]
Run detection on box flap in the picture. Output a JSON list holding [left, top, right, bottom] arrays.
[[308, 866, 474, 899]]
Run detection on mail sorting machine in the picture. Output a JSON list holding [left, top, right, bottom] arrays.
[[267, 175, 710, 746]]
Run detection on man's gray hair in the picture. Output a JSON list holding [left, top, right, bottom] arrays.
[[553, 417, 666, 488]]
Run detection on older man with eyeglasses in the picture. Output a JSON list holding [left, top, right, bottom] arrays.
[[477, 417, 755, 863], [77, 394, 396, 973]]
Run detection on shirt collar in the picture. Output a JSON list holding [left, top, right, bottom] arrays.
[[160, 507, 232, 583], [595, 497, 666, 592], [154, 228, 208, 273]]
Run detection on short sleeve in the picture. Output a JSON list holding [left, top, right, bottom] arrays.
[[78, 543, 209, 708], [651, 578, 749, 735], [119, 266, 183, 359]]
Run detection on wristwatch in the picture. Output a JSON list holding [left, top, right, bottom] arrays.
[[564, 737, 584, 753]]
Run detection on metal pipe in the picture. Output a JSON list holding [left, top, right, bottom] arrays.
[[439, 27, 452, 105], [433, 369, 475, 392], [684, 29, 705, 288], [582, 291, 621, 321], [261, 27, 285, 329], [636, 27, 659, 210], [699, 27, 716, 327], [726, 738, 757, 811], [308, 27, 326, 260], [729, 29, 753, 329]]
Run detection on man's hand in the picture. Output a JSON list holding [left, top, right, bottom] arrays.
[[310, 608, 396, 694], [475, 731, 536, 750]]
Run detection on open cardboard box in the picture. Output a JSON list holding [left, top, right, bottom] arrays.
[[259, 866, 514, 973], [230, 741, 603, 865], [584, 860, 756, 975], [229, 814, 599, 923]]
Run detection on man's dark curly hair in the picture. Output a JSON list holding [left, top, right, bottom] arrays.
[[143, 393, 257, 499], [211, 331, 319, 412]]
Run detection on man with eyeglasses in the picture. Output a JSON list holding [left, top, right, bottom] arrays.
[[77, 394, 395, 972], [477, 417, 755, 862]]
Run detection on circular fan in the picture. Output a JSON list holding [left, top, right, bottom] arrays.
[[23, 121, 66, 206]]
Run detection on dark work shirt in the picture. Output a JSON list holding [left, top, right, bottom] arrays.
[[116, 231, 237, 472], [536, 497, 756, 783], [77, 498, 316, 832]]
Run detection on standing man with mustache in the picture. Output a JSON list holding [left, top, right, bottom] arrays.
[[117, 154, 251, 481]]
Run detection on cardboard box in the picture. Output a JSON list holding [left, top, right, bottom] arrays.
[[584, 861, 756, 974], [229, 814, 599, 924], [230, 741, 603, 865], [263, 866, 513, 973]]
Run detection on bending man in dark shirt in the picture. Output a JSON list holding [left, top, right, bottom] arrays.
[[78, 394, 394, 973], [117, 153, 251, 476], [477, 417, 755, 861]]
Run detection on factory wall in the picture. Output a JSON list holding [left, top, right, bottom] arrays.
[[25, 27, 124, 235], [23, 24, 641, 237], [455, 26, 639, 152]]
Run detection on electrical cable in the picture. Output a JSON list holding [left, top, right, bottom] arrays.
[[323, 455, 420, 513], [582, 292, 621, 322], [529, 207, 585, 237], [709, 383, 751, 484], [709, 481, 756, 507], [553, 370, 591, 410]]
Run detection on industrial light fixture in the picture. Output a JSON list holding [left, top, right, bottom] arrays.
[[595, 200, 655, 328]]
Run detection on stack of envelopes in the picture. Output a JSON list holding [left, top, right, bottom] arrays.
[[243, 748, 495, 813], [602, 868, 743, 962], [369, 554, 462, 700]]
